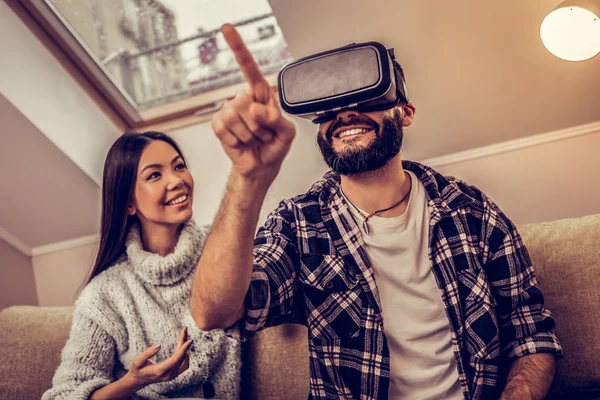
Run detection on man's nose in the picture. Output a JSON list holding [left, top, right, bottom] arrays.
[[335, 109, 359, 121]]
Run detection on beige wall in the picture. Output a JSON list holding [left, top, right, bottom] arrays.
[[171, 117, 600, 227], [30, 121, 600, 307], [0, 238, 38, 310], [32, 241, 98, 307], [435, 130, 600, 224]]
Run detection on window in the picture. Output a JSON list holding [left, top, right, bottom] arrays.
[[19, 0, 294, 128]]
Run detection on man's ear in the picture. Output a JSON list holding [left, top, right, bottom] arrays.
[[400, 102, 416, 127], [127, 205, 136, 216]]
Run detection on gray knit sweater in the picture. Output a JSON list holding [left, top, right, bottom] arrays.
[[42, 221, 241, 400]]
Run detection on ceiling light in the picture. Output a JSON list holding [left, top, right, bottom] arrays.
[[540, 0, 600, 61]]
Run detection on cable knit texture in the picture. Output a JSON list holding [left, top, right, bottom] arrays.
[[42, 220, 241, 400]]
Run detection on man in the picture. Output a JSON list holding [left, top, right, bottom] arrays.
[[190, 24, 562, 399]]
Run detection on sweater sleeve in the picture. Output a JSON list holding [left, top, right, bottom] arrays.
[[42, 305, 117, 400], [182, 306, 242, 396]]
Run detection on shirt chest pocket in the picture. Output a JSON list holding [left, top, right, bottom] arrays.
[[457, 267, 500, 360], [300, 254, 363, 344]]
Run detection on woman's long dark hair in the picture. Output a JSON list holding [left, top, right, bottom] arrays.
[[86, 131, 186, 284]]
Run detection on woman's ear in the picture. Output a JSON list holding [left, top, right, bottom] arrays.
[[127, 205, 136, 216]]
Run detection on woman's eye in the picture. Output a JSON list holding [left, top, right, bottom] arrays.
[[147, 171, 161, 180], [175, 163, 186, 171]]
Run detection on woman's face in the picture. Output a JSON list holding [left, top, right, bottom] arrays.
[[129, 140, 194, 228]]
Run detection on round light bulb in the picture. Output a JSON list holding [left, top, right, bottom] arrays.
[[540, 5, 600, 61]]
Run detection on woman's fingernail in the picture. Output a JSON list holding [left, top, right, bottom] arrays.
[[153, 344, 161, 351]]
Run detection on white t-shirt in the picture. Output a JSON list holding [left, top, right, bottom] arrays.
[[344, 171, 463, 399]]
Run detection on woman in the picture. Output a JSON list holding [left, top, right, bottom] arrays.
[[43, 132, 241, 400]]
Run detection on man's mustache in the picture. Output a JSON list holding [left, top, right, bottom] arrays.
[[326, 116, 379, 141]]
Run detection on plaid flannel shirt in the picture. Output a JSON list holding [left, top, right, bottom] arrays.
[[228, 161, 562, 399]]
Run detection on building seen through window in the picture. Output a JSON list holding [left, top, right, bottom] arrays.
[[47, 0, 293, 110]]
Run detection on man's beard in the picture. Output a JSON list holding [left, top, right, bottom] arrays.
[[317, 108, 404, 176]]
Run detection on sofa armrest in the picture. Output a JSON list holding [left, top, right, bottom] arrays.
[[0, 305, 73, 400]]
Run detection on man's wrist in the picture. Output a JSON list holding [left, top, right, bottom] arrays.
[[501, 380, 533, 400], [227, 170, 272, 208]]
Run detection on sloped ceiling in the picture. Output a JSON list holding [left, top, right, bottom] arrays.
[[0, 0, 119, 249], [0, 93, 101, 248], [270, 0, 600, 160]]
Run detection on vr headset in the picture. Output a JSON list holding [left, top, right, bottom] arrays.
[[277, 41, 408, 124]]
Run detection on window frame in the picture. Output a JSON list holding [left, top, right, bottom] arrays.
[[15, 0, 281, 130]]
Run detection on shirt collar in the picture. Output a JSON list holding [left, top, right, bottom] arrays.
[[318, 160, 478, 217]]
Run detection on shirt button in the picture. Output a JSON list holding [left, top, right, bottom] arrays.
[[326, 281, 334, 289]]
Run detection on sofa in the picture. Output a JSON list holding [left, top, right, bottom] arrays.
[[1, 214, 599, 399]]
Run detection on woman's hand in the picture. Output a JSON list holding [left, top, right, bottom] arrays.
[[127, 327, 193, 387]]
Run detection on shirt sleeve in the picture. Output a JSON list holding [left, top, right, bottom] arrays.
[[225, 201, 303, 342], [42, 303, 116, 400], [481, 193, 563, 364]]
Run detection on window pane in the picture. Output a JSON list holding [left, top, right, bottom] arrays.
[[46, 0, 293, 110]]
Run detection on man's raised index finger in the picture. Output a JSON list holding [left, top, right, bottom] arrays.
[[221, 24, 270, 104]]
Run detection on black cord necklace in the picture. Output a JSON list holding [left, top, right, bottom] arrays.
[[342, 175, 412, 235]]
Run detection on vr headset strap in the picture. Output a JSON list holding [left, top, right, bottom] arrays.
[[387, 48, 409, 102]]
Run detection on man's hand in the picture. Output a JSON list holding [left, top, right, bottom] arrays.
[[212, 24, 295, 185], [191, 25, 295, 332]]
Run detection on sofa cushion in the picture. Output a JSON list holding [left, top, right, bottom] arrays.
[[246, 324, 310, 400], [0, 306, 73, 400], [518, 214, 600, 394]]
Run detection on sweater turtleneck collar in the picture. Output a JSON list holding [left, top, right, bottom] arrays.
[[125, 220, 204, 286]]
